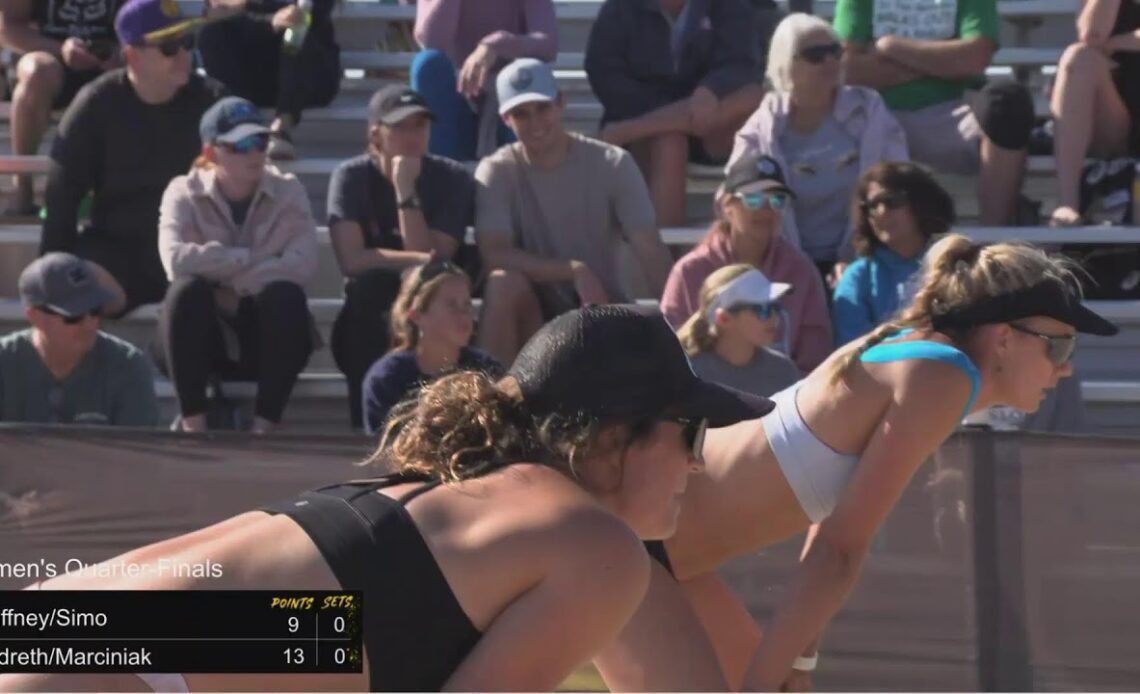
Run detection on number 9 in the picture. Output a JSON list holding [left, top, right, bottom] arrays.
[[288, 616, 299, 633]]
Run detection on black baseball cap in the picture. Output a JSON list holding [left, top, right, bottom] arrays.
[[723, 154, 794, 197], [199, 97, 269, 145], [508, 304, 774, 428], [369, 85, 435, 126], [931, 277, 1118, 336], [18, 253, 114, 317]]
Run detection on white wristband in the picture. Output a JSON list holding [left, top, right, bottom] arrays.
[[792, 654, 818, 672]]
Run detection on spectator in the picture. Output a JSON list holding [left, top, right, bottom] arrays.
[[410, 0, 557, 160], [1, 252, 157, 425], [661, 153, 831, 372], [676, 264, 800, 397], [156, 97, 318, 434], [39, 0, 225, 318], [475, 58, 674, 365], [361, 260, 502, 435], [197, 0, 341, 161], [833, 161, 954, 345], [0, 0, 125, 215], [327, 85, 474, 430], [730, 13, 908, 280], [1049, 0, 1140, 225], [833, 0, 1034, 225], [585, 0, 766, 227]]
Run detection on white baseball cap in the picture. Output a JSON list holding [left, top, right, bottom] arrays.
[[705, 269, 791, 323], [497, 58, 559, 116]]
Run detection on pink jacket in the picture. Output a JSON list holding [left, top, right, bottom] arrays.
[[412, 0, 558, 67], [729, 86, 909, 253], [661, 230, 833, 373], [158, 166, 318, 297]]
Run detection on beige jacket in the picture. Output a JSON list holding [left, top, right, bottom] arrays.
[[158, 165, 318, 296]]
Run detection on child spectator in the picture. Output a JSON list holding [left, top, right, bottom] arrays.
[[1, 253, 157, 425], [198, 0, 341, 160], [39, 0, 225, 317], [361, 260, 502, 435], [410, 0, 557, 160], [676, 264, 800, 397], [832, 162, 954, 345], [0, 0, 125, 215], [1049, 0, 1140, 225], [156, 97, 318, 434], [833, 0, 1034, 225], [730, 13, 908, 279], [585, 0, 766, 227], [661, 153, 831, 372], [475, 58, 673, 365], [327, 85, 474, 430]]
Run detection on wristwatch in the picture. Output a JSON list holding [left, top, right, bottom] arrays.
[[398, 194, 423, 211]]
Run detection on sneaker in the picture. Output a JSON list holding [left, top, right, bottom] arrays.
[[267, 130, 296, 161]]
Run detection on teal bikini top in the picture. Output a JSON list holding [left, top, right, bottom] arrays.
[[859, 330, 981, 417]]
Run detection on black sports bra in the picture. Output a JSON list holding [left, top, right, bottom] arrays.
[[261, 474, 482, 691]]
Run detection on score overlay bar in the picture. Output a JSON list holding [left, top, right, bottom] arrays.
[[0, 591, 363, 673]]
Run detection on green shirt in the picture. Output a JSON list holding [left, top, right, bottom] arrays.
[[0, 329, 158, 427], [832, 0, 1000, 111]]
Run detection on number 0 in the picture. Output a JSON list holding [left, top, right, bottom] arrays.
[[334, 648, 346, 665], [333, 616, 345, 633]]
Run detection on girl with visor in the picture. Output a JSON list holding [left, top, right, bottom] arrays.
[[598, 236, 1118, 692]]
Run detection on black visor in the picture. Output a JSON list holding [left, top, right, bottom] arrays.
[[930, 279, 1118, 336]]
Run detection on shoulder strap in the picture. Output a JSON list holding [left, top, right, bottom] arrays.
[[860, 340, 981, 416]]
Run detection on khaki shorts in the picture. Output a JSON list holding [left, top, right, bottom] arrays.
[[891, 99, 982, 176]]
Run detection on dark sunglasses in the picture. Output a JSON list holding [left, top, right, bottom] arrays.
[[219, 133, 270, 154], [862, 190, 909, 213], [669, 417, 708, 460], [1009, 323, 1077, 366], [732, 302, 782, 320], [735, 191, 788, 210], [798, 42, 842, 64], [152, 32, 196, 58], [39, 305, 100, 324]]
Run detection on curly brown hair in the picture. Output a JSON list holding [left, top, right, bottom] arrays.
[[850, 162, 955, 258]]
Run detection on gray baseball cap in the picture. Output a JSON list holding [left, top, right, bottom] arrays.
[[18, 253, 115, 317], [496, 58, 559, 116]]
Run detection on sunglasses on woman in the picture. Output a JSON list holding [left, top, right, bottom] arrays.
[[798, 42, 842, 64], [153, 33, 196, 58], [39, 305, 101, 324], [219, 133, 270, 154], [1009, 323, 1077, 366], [862, 190, 909, 213], [735, 191, 788, 211], [732, 302, 782, 320], [671, 417, 708, 459]]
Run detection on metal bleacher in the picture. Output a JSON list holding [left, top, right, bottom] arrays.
[[0, 0, 1136, 433]]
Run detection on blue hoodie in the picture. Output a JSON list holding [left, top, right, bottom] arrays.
[[832, 246, 922, 346]]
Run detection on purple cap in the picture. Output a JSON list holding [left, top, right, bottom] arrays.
[[115, 0, 202, 46]]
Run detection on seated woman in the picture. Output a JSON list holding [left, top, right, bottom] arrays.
[[585, 0, 765, 227], [198, 0, 342, 160], [362, 260, 502, 435], [730, 13, 908, 280], [156, 97, 319, 434], [594, 236, 1118, 692], [677, 264, 801, 397], [832, 162, 955, 346], [410, 0, 557, 160], [1049, 0, 1140, 225], [661, 153, 832, 373], [0, 305, 774, 693]]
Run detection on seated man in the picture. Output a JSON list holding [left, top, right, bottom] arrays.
[[833, 0, 1035, 225], [1, 253, 158, 426], [0, 0, 124, 215], [585, 0, 766, 227], [327, 85, 474, 430], [475, 58, 675, 365], [39, 0, 225, 318]]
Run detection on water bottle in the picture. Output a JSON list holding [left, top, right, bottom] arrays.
[[282, 0, 312, 54]]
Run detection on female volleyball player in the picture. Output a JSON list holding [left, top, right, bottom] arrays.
[[0, 305, 773, 693], [595, 235, 1119, 692]]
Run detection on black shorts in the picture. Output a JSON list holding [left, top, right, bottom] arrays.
[[73, 230, 168, 316], [53, 65, 101, 109]]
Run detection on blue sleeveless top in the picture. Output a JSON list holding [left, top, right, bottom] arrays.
[[860, 331, 981, 417]]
